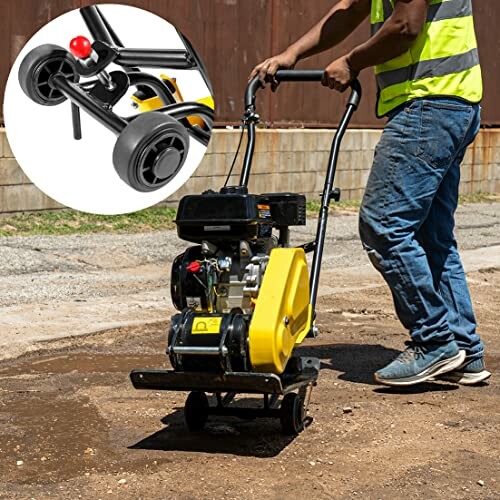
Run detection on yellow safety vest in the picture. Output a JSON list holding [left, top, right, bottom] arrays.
[[371, 0, 483, 117]]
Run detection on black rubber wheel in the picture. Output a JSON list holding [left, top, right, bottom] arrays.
[[184, 391, 209, 431], [112, 112, 189, 192], [18, 44, 78, 106], [280, 393, 305, 435]]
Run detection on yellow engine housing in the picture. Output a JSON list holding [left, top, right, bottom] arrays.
[[248, 248, 312, 374]]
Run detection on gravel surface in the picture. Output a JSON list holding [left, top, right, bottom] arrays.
[[0, 203, 498, 306]]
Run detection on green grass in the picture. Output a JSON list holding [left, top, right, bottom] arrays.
[[306, 199, 361, 216], [0, 193, 497, 237], [0, 207, 177, 237], [458, 192, 499, 204]]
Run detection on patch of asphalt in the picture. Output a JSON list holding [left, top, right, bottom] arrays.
[[0, 232, 187, 277], [0, 265, 168, 306], [1, 203, 498, 278], [298, 202, 500, 268]]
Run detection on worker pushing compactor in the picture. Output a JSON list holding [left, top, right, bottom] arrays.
[[131, 0, 490, 438], [251, 0, 489, 387]]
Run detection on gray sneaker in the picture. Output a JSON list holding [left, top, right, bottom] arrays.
[[436, 356, 491, 385], [374, 341, 466, 387]]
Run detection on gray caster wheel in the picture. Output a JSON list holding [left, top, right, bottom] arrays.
[[280, 392, 305, 435], [112, 112, 189, 192], [18, 44, 78, 106], [184, 391, 209, 431]]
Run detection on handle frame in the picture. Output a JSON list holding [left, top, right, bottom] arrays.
[[239, 70, 362, 316]]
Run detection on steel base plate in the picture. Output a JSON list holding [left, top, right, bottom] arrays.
[[130, 356, 320, 395]]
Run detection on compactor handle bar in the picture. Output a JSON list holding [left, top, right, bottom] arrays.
[[245, 70, 362, 111], [240, 70, 362, 313], [240, 71, 362, 187]]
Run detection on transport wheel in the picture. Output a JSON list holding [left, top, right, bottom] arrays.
[[184, 391, 209, 431], [112, 112, 189, 192], [18, 44, 78, 106], [280, 393, 305, 435]]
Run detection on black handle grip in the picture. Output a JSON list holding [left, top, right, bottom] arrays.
[[274, 69, 324, 81], [245, 70, 362, 110]]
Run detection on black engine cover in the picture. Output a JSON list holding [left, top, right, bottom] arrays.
[[176, 191, 272, 243], [175, 190, 306, 244]]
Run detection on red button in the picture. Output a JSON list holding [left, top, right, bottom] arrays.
[[69, 36, 92, 59], [186, 261, 202, 273]]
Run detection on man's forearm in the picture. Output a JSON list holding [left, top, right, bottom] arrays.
[[286, 0, 370, 61], [347, 0, 428, 72]]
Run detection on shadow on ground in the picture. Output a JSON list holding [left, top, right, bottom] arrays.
[[297, 342, 399, 385], [297, 343, 460, 393], [129, 398, 296, 458]]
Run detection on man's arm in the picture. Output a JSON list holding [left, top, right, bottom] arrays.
[[323, 0, 429, 91], [249, 0, 370, 88]]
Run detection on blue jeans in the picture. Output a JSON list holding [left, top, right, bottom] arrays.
[[359, 97, 483, 359]]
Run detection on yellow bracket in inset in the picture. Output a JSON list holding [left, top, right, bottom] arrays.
[[131, 74, 214, 129]]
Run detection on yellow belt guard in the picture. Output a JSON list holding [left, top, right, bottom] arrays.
[[248, 248, 313, 374]]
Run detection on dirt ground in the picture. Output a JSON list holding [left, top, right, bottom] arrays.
[[0, 265, 499, 499]]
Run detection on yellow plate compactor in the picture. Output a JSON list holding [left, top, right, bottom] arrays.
[[131, 71, 361, 435]]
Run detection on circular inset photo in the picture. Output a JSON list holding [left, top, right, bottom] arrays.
[[4, 3, 214, 214]]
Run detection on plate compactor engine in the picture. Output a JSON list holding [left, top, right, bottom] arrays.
[[169, 187, 312, 375], [130, 70, 361, 435]]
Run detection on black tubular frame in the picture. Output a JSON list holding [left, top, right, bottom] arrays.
[[81, 6, 197, 70], [81, 6, 118, 47], [51, 74, 128, 135], [116, 49, 196, 70], [45, 5, 215, 143], [91, 5, 125, 47], [241, 70, 362, 312]]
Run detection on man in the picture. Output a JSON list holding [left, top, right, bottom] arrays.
[[250, 0, 490, 386]]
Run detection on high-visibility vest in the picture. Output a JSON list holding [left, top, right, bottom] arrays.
[[371, 0, 483, 117]]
